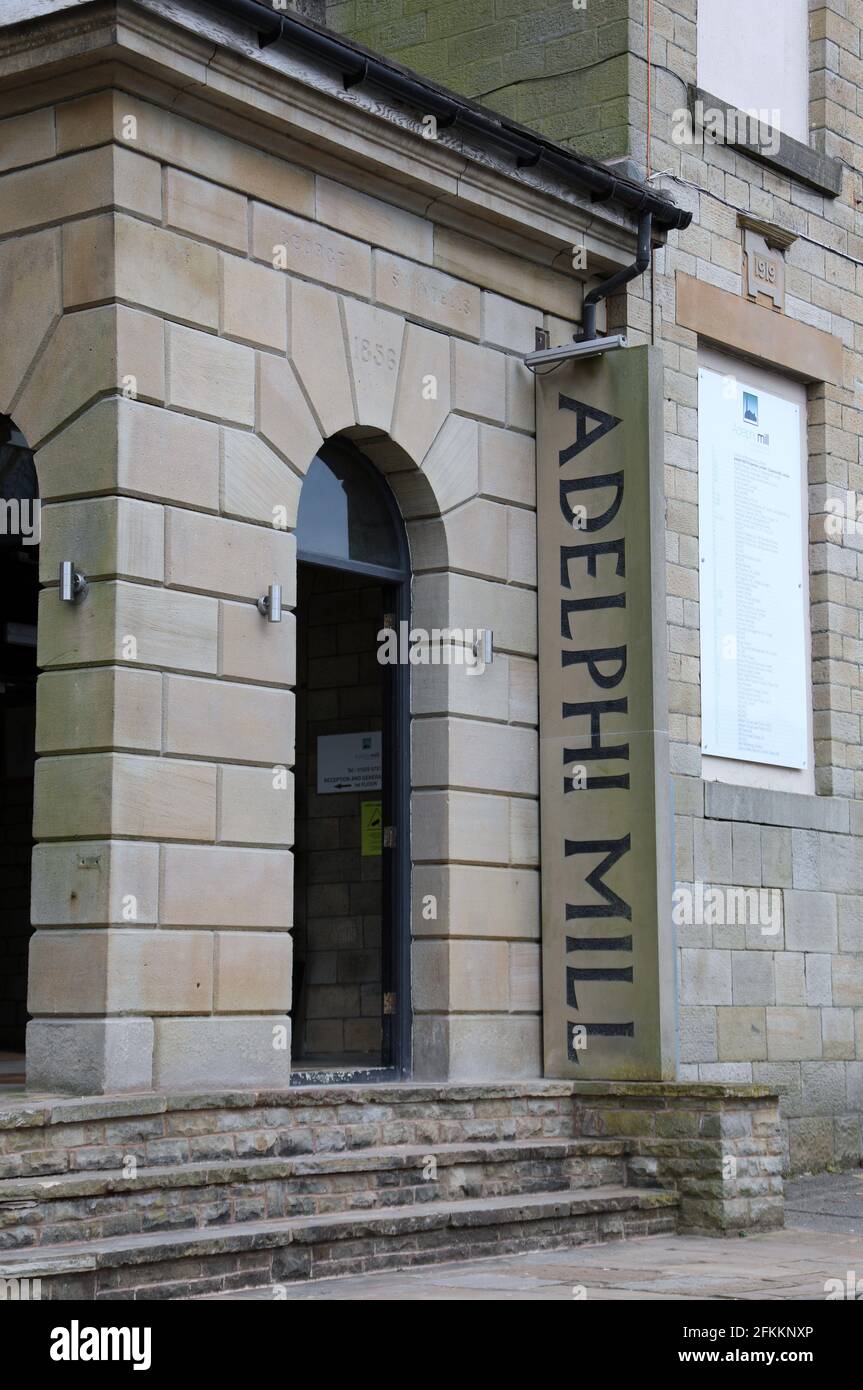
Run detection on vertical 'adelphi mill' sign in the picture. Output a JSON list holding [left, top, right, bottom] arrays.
[[536, 345, 676, 1079]]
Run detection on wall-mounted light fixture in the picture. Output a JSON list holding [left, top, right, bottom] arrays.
[[474, 629, 494, 665], [523, 334, 627, 371], [257, 583, 282, 623], [59, 561, 88, 603]]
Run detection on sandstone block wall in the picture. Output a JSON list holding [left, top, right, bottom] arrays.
[[0, 58, 583, 1089], [326, 0, 863, 1171], [638, 0, 863, 1172]]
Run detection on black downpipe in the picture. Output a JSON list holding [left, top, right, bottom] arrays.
[[198, 0, 693, 234], [579, 210, 653, 342]]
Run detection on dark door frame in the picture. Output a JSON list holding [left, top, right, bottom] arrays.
[[0, 416, 39, 1068], [292, 442, 412, 1084]]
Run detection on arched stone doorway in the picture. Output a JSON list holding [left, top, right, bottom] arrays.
[[291, 438, 411, 1080], [4, 268, 538, 1095]]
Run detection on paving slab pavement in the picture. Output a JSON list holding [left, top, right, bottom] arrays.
[[785, 1171, 863, 1234], [205, 1171, 863, 1300]]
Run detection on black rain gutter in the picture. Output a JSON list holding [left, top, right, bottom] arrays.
[[196, 0, 693, 234], [579, 209, 653, 341]]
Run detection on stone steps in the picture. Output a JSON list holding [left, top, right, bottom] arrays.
[[0, 1077, 784, 1293], [0, 1137, 630, 1247], [0, 1081, 584, 1185], [0, 1184, 679, 1299]]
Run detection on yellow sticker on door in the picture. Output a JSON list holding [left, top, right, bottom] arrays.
[[361, 800, 383, 857]]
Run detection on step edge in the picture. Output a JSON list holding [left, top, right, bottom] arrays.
[[0, 1082, 583, 1131], [0, 1138, 628, 1200], [0, 1186, 679, 1276]]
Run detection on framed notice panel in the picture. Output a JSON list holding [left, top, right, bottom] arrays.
[[316, 732, 382, 794], [698, 366, 808, 769]]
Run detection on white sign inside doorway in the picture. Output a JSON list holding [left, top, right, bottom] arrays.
[[317, 732, 382, 794]]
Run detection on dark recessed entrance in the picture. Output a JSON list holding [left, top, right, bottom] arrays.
[[0, 417, 38, 1089], [291, 440, 410, 1081]]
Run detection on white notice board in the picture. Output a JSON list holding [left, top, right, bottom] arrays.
[[698, 368, 807, 769], [317, 732, 382, 794]]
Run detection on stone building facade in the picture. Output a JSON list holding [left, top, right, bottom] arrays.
[[0, 0, 860, 1195], [0, 0, 689, 1098], [5, 0, 846, 1299], [322, 0, 863, 1174]]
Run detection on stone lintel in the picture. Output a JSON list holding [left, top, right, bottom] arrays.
[[676, 272, 844, 385], [703, 781, 851, 834]]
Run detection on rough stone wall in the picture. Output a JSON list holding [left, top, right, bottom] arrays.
[[673, 785, 863, 1173], [638, 0, 863, 1173], [291, 0, 327, 19], [326, 0, 636, 161]]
